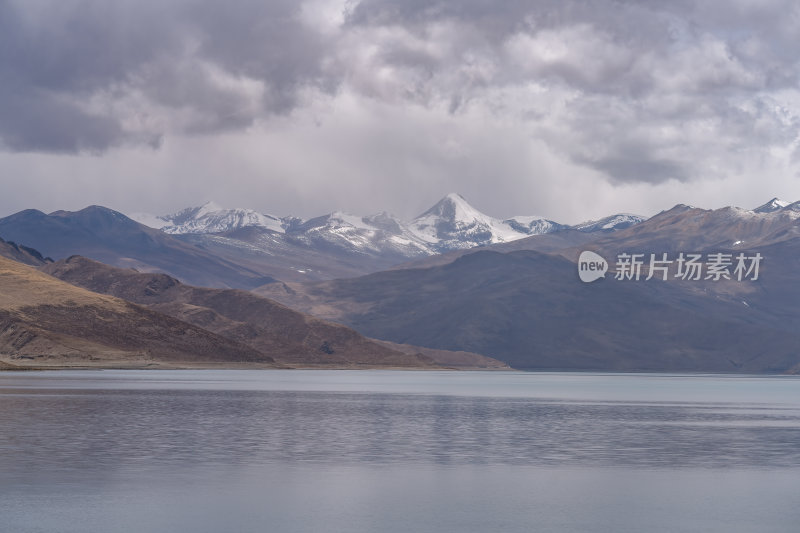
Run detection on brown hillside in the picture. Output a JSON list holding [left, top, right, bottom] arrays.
[[0, 255, 273, 368], [42, 256, 439, 368]]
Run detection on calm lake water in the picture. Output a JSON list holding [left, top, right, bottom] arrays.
[[2, 370, 800, 533]]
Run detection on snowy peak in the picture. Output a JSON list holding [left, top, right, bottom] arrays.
[[414, 193, 485, 222], [504, 215, 567, 235], [159, 202, 284, 234], [410, 193, 550, 249], [289, 194, 563, 257], [573, 213, 647, 233], [753, 197, 791, 213]]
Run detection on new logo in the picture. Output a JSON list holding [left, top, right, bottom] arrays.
[[578, 251, 608, 283]]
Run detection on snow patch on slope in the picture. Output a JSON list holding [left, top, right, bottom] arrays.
[[504, 215, 565, 235], [160, 202, 285, 234], [573, 213, 646, 233], [129, 212, 169, 229]]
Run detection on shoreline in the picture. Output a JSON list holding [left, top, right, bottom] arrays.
[[0, 360, 511, 372], [2, 361, 798, 375]]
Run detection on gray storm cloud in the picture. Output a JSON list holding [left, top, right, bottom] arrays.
[[0, 0, 332, 151], [1, 0, 799, 192]]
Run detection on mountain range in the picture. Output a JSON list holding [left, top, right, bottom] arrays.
[[0, 194, 797, 373], [0, 207, 276, 288], [256, 197, 800, 373], [135, 193, 645, 281], [0, 194, 643, 286], [141, 193, 576, 247]]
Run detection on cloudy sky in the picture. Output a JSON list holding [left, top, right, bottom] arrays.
[[1, 0, 799, 224]]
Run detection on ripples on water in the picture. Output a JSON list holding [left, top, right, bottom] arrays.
[[3, 390, 800, 473], [2, 370, 800, 533]]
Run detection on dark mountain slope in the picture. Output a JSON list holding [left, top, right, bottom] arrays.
[[0, 236, 51, 266], [41, 256, 441, 368], [256, 249, 800, 372]]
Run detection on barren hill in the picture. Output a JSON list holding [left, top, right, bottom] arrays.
[[41, 256, 443, 368], [0, 255, 273, 368]]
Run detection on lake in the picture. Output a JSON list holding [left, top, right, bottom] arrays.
[[2, 370, 800, 532]]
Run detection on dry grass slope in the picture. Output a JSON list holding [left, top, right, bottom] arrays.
[[0, 256, 274, 368], [41, 256, 445, 368]]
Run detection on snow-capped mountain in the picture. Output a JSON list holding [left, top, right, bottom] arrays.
[[4, 195, 794, 287], [504, 215, 567, 236], [284, 193, 570, 256], [163, 201, 285, 234], [128, 194, 652, 280], [408, 193, 558, 251], [141, 194, 570, 260], [573, 213, 647, 233], [133, 201, 285, 234], [753, 197, 791, 214]]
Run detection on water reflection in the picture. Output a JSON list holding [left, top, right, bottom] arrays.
[[3, 371, 800, 533], [2, 387, 800, 477]]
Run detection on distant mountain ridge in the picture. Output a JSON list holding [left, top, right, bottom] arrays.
[[0, 206, 276, 288], [157, 201, 286, 234], [124, 193, 640, 281], [1, 195, 794, 287], [575, 201, 800, 257], [138, 193, 629, 248], [142, 195, 797, 242], [573, 213, 646, 233], [256, 199, 800, 373]]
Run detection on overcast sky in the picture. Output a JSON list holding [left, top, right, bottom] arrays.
[[1, 0, 799, 224]]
